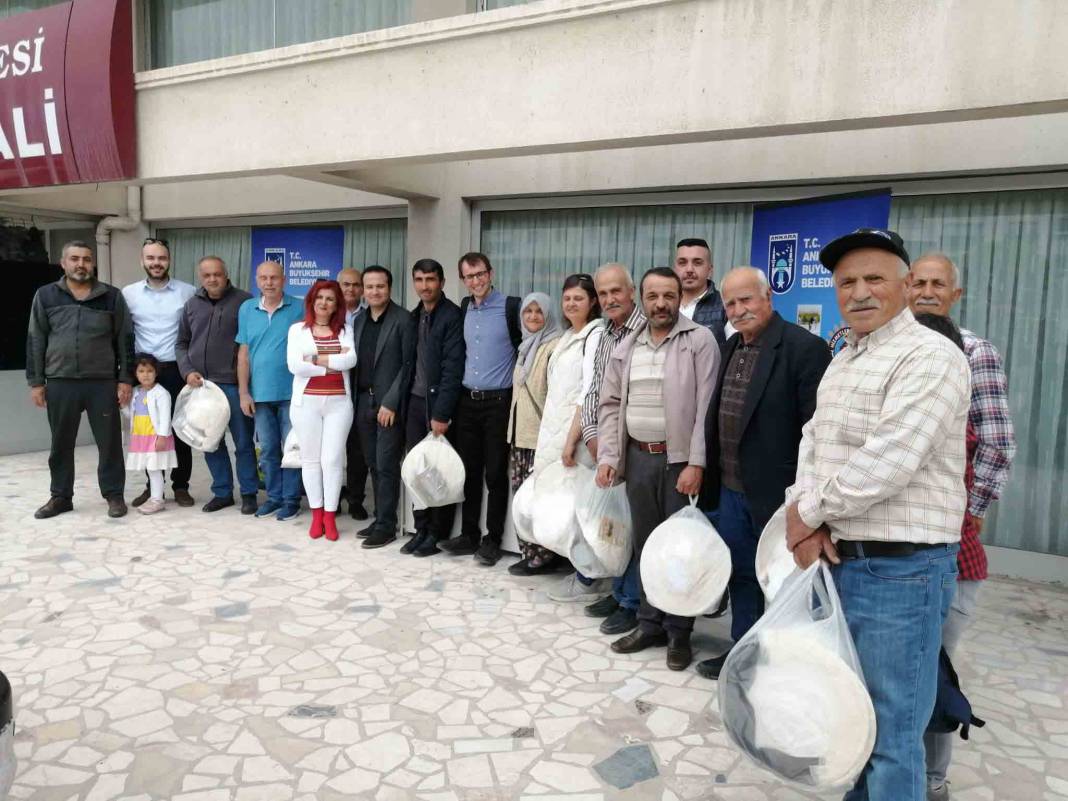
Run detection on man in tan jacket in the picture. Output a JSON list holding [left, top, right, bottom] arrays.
[[596, 267, 720, 670]]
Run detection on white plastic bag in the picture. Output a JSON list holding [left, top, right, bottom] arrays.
[[755, 504, 798, 602], [0, 669, 14, 800], [720, 561, 876, 791], [640, 498, 732, 616], [530, 462, 589, 557], [572, 468, 633, 578], [281, 428, 301, 469], [401, 433, 465, 510], [172, 380, 231, 453], [511, 476, 536, 543]]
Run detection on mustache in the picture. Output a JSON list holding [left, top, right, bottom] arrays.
[[846, 300, 879, 312], [914, 299, 941, 306], [731, 312, 757, 323]]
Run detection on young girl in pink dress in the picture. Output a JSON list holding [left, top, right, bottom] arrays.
[[126, 354, 178, 515]]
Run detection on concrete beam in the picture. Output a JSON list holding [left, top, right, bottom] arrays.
[[289, 167, 444, 201]]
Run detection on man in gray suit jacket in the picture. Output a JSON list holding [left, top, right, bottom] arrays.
[[351, 266, 415, 549]]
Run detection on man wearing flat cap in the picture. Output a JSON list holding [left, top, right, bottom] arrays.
[[785, 228, 970, 801]]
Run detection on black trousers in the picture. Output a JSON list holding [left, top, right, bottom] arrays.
[[405, 394, 458, 541], [625, 441, 694, 638], [45, 379, 125, 501], [345, 407, 369, 507], [355, 391, 404, 535], [455, 391, 511, 545], [147, 361, 192, 492]]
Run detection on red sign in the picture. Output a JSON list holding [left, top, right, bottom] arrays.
[[0, 0, 134, 189]]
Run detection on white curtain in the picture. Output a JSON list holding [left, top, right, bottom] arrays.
[[343, 217, 408, 302], [158, 225, 252, 290], [891, 189, 1068, 556]]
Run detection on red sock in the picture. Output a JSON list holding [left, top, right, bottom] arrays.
[[323, 511, 339, 542], [309, 508, 324, 539]]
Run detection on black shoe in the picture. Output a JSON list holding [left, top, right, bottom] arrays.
[[107, 496, 128, 518], [34, 497, 73, 519], [131, 489, 151, 508], [666, 635, 693, 671], [611, 629, 668, 654], [475, 538, 501, 566], [349, 502, 368, 521], [173, 488, 195, 507], [440, 536, 479, 556], [703, 591, 730, 619], [695, 650, 732, 680], [585, 595, 619, 618], [413, 536, 442, 558], [355, 526, 373, 539], [400, 532, 426, 555], [600, 607, 638, 635], [508, 557, 533, 576], [240, 494, 258, 515], [362, 530, 397, 549], [202, 496, 235, 513]]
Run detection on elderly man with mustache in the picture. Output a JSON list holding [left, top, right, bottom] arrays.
[[694, 266, 831, 680], [785, 229, 971, 801]]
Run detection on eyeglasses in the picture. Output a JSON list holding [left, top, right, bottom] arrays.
[[143, 237, 170, 249], [462, 269, 490, 283]]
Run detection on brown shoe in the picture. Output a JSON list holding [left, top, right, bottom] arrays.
[[130, 488, 151, 507], [610, 629, 668, 654], [107, 496, 128, 518], [666, 635, 693, 671], [34, 497, 73, 519], [173, 489, 195, 507]]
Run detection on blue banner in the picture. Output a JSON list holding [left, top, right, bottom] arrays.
[[250, 226, 345, 297], [750, 191, 891, 350]]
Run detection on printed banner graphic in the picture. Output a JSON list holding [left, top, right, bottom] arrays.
[[750, 191, 891, 351], [250, 226, 345, 297]]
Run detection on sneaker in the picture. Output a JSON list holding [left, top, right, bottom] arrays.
[[276, 504, 301, 522], [240, 494, 258, 515], [475, 538, 501, 566], [107, 496, 128, 518], [585, 594, 619, 618], [255, 500, 283, 518], [547, 573, 610, 603], [173, 488, 195, 507], [600, 607, 638, 635], [130, 488, 151, 508], [138, 498, 165, 515], [362, 530, 397, 549], [927, 782, 951, 801], [202, 496, 235, 513], [34, 497, 73, 519]]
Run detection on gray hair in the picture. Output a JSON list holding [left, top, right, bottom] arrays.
[[594, 262, 633, 289], [912, 252, 960, 286], [198, 255, 228, 273], [723, 265, 771, 291], [61, 240, 94, 258]]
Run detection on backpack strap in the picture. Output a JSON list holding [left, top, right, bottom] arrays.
[[506, 295, 522, 351]]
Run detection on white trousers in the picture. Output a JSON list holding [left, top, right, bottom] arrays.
[[148, 470, 164, 501], [291, 395, 353, 512]]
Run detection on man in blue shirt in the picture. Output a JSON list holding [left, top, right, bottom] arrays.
[[236, 261, 306, 521], [122, 238, 196, 507], [439, 252, 522, 566]]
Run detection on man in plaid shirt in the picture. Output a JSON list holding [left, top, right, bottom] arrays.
[[909, 253, 1017, 800], [786, 229, 971, 801]]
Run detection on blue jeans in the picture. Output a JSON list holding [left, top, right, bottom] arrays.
[[832, 544, 958, 801], [203, 382, 259, 499], [706, 487, 763, 642], [254, 400, 301, 506], [611, 554, 641, 612]]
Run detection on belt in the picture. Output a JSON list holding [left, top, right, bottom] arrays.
[[463, 388, 510, 402], [836, 540, 945, 559], [633, 440, 667, 455]]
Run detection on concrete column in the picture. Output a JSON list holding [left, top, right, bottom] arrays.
[[110, 226, 152, 289], [406, 193, 472, 307]]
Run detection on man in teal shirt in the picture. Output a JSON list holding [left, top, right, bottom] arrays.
[[237, 261, 306, 520]]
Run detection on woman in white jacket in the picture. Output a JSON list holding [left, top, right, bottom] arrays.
[[287, 280, 358, 541]]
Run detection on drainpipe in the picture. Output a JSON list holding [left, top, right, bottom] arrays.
[[95, 185, 142, 284]]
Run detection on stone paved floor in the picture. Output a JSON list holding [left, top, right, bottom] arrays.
[[1, 447, 1067, 801]]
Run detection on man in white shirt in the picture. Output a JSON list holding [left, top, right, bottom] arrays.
[[122, 238, 196, 507], [786, 228, 971, 801]]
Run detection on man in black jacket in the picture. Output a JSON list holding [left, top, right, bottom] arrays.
[[27, 241, 134, 519], [697, 266, 832, 679], [400, 259, 466, 557], [352, 265, 416, 549]]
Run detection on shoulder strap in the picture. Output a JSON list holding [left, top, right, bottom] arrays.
[[506, 296, 522, 350], [460, 296, 470, 316]]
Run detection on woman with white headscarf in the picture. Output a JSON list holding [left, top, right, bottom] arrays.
[[507, 292, 562, 575]]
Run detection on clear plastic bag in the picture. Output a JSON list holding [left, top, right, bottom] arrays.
[[171, 380, 231, 453], [572, 468, 633, 578], [530, 462, 590, 557], [755, 504, 799, 602], [640, 497, 732, 616], [280, 428, 301, 469], [401, 433, 465, 511], [719, 561, 876, 791]]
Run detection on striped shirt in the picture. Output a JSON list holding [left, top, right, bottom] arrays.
[[580, 306, 646, 443], [788, 308, 971, 544], [305, 335, 346, 395], [960, 328, 1016, 518], [625, 328, 668, 443]]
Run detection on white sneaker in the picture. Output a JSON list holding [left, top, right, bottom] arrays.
[[548, 573, 611, 603], [138, 498, 165, 515]]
